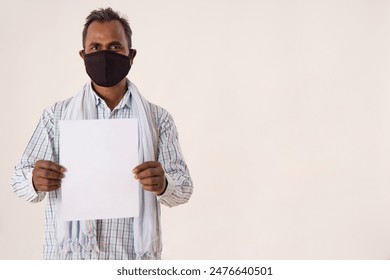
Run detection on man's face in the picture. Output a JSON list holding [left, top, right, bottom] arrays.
[[83, 20, 131, 57]]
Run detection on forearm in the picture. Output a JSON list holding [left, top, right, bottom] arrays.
[[153, 104, 194, 207], [11, 107, 56, 203]]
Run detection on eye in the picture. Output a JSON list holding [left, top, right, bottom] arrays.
[[110, 44, 123, 51], [90, 44, 100, 51]]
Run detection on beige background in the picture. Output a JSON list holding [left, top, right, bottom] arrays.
[[1, 0, 390, 259]]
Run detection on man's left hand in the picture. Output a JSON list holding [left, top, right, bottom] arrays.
[[133, 161, 167, 195]]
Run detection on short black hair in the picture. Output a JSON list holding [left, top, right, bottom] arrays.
[[82, 7, 132, 50]]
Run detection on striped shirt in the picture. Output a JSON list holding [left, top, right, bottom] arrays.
[[11, 84, 193, 259]]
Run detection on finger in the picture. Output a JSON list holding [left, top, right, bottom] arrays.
[[135, 168, 162, 180], [141, 183, 160, 193], [35, 177, 62, 187], [47, 185, 61, 191], [139, 176, 161, 186], [34, 168, 65, 179], [34, 177, 62, 192], [133, 161, 160, 174], [36, 184, 61, 192], [35, 160, 66, 173]]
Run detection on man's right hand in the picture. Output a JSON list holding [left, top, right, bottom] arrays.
[[32, 160, 66, 192]]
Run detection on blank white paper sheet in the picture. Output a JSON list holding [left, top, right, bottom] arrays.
[[59, 119, 139, 221]]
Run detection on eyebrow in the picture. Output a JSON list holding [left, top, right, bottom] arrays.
[[108, 41, 124, 46], [88, 41, 124, 47]]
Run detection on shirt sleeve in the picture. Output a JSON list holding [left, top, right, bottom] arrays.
[[10, 107, 56, 203], [155, 107, 193, 207]]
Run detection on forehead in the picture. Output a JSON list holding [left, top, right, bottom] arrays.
[[85, 20, 127, 44]]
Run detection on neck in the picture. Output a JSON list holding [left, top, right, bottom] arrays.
[[91, 79, 127, 110]]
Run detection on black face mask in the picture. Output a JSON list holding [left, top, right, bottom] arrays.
[[84, 50, 131, 87]]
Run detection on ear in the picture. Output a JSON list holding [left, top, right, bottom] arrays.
[[79, 50, 85, 59], [130, 49, 137, 65]]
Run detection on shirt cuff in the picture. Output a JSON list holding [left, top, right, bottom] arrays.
[[157, 173, 175, 201]]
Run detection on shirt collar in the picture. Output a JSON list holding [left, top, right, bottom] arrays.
[[89, 81, 132, 109]]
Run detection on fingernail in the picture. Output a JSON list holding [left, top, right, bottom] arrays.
[[134, 174, 138, 179], [61, 167, 67, 173]]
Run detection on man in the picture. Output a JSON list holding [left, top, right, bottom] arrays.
[[11, 7, 193, 260]]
